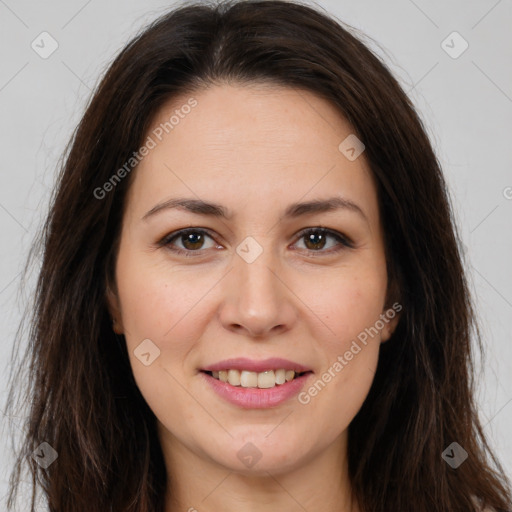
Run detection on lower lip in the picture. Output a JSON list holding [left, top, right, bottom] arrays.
[[200, 371, 312, 409]]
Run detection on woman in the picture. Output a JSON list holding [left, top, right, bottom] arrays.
[[5, 1, 512, 511]]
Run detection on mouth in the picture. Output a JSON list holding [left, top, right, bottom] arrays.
[[201, 368, 313, 389], [200, 357, 314, 407], [200, 367, 314, 409]]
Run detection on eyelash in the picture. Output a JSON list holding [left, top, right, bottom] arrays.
[[158, 227, 353, 258]]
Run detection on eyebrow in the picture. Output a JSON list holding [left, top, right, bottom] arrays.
[[142, 196, 368, 223]]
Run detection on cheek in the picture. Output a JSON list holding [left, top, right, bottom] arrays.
[[299, 261, 388, 343], [116, 242, 217, 345], [114, 248, 215, 398], [294, 264, 386, 428], [115, 262, 215, 433]]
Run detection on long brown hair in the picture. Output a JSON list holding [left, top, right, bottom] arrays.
[[5, 1, 511, 511]]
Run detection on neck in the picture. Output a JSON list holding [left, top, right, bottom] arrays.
[[160, 426, 359, 512]]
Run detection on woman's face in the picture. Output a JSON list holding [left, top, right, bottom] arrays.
[[109, 83, 398, 476]]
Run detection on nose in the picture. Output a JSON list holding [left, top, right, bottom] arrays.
[[218, 245, 298, 338]]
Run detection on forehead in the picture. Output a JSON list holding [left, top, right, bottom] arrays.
[[126, 83, 379, 224]]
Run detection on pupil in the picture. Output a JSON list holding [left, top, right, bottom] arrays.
[[305, 232, 325, 250], [183, 232, 203, 250]]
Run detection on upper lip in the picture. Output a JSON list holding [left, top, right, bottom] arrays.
[[202, 357, 312, 373]]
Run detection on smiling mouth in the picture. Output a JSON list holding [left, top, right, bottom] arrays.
[[201, 369, 312, 389]]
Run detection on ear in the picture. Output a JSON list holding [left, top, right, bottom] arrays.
[[380, 301, 402, 343], [106, 283, 124, 334]]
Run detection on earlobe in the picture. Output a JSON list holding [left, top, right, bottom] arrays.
[[112, 319, 123, 335], [380, 307, 401, 343], [106, 284, 124, 334], [380, 323, 395, 343]]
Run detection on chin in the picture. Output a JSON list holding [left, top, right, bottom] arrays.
[[207, 433, 310, 476]]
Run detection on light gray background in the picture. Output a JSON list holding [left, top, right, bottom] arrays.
[[1, 0, 511, 508]]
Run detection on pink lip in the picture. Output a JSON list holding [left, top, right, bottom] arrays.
[[200, 371, 313, 409], [202, 357, 311, 373]]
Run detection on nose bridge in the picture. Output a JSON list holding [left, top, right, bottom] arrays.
[[239, 246, 279, 302], [219, 237, 296, 337]]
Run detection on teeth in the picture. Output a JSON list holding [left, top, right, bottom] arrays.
[[240, 371, 258, 388], [275, 369, 286, 385], [257, 370, 275, 389], [227, 369, 241, 386], [209, 369, 306, 388]]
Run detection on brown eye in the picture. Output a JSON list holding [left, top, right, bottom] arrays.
[[161, 228, 218, 256], [180, 231, 206, 250], [303, 231, 328, 250], [294, 228, 352, 254]]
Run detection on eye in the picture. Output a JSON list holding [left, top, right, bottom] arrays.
[[158, 226, 353, 258], [292, 227, 353, 254], [159, 228, 219, 257]]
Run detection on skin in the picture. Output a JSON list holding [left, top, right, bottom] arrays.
[[107, 83, 399, 512]]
